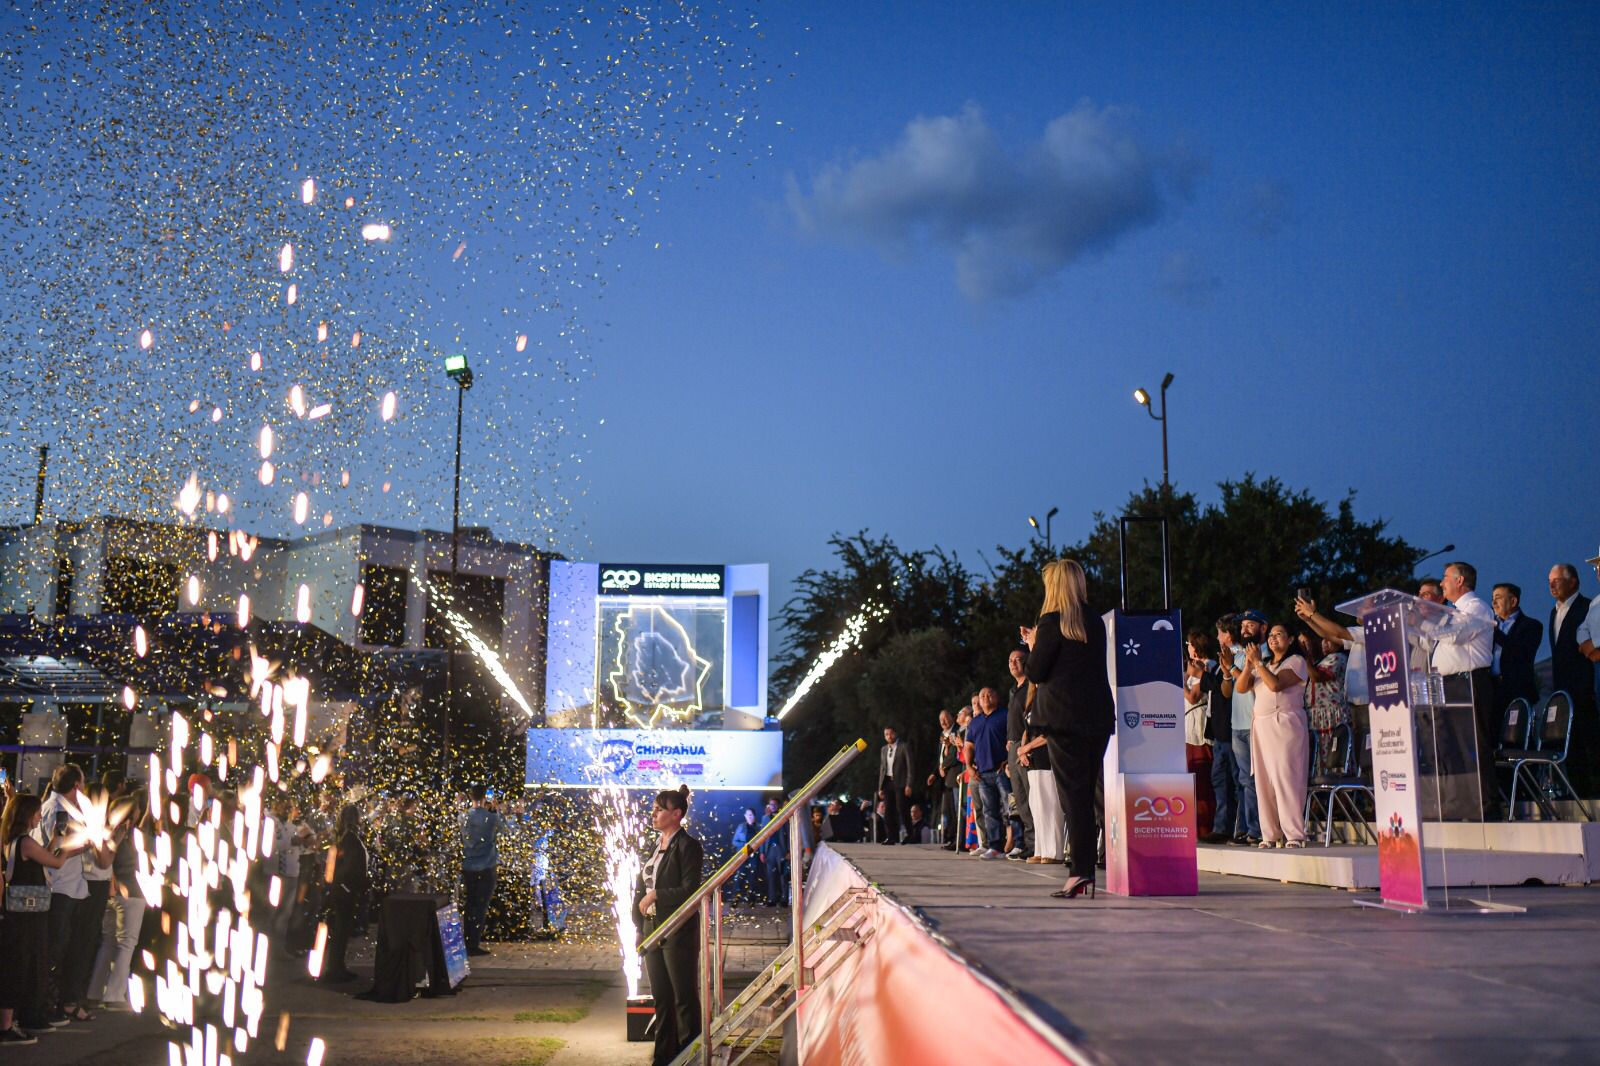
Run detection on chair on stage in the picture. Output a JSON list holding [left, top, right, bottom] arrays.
[[1497, 691, 1595, 823], [1303, 723, 1376, 847], [1491, 696, 1532, 810]]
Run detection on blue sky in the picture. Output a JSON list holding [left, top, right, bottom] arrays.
[[573, 2, 1600, 632], [3, 3, 1596, 648]]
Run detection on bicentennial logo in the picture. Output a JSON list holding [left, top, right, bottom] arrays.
[[1132, 796, 1187, 821], [601, 568, 642, 592], [1372, 650, 1398, 680]]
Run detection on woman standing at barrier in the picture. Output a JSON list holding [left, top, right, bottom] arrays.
[[1023, 559, 1115, 899], [634, 785, 705, 1066], [1017, 685, 1064, 864], [1239, 624, 1311, 848]]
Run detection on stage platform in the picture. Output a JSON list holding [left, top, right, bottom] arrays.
[[806, 842, 1600, 1064], [1196, 820, 1600, 889]]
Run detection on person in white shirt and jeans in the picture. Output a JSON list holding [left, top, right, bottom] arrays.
[[38, 765, 110, 1025]]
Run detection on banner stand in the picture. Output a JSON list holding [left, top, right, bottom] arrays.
[[1337, 589, 1524, 916], [1102, 517, 1197, 897]]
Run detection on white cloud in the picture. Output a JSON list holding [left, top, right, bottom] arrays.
[[790, 101, 1188, 300]]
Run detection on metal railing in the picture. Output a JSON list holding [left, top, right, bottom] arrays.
[[638, 737, 867, 1065]]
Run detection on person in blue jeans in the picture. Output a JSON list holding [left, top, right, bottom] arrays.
[[964, 687, 1012, 858], [461, 786, 508, 956], [1221, 611, 1267, 843], [1188, 625, 1240, 844]]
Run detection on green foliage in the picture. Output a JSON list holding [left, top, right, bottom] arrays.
[[774, 478, 1421, 790]]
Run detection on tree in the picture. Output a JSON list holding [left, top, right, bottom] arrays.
[[774, 479, 1420, 791]]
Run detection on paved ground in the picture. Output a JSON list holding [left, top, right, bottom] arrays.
[[832, 842, 1600, 1065], [5, 910, 790, 1065]]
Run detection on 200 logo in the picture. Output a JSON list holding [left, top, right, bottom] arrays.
[[601, 568, 642, 590], [1132, 796, 1187, 821], [1372, 650, 1398, 679]]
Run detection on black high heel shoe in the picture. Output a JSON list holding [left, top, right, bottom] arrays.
[[1050, 876, 1096, 899]]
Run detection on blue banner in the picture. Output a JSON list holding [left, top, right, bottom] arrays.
[[524, 728, 783, 790]]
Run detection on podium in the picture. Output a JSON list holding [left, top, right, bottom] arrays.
[[1334, 589, 1515, 912], [1102, 608, 1198, 896]]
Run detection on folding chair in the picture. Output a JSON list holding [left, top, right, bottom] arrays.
[[1304, 723, 1375, 846], [1491, 697, 1531, 811], [1498, 691, 1595, 822]]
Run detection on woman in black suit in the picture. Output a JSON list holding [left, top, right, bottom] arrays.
[[633, 785, 706, 1066], [1023, 559, 1115, 899]]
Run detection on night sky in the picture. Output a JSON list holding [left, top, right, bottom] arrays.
[[4, 2, 1597, 651], [580, 3, 1600, 635]]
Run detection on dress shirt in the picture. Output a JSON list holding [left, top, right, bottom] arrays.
[[1578, 608, 1599, 650], [1492, 611, 1521, 676], [1229, 646, 1257, 731], [1430, 590, 1495, 674], [1554, 595, 1577, 644], [1343, 626, 1368, 704]]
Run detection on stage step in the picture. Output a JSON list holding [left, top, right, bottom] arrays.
[[1198, 841, 1591, 889]]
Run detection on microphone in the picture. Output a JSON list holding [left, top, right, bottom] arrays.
[[1413, 543, 1456, 570]]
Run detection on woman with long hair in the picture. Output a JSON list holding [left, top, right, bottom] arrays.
[[633, 785, 705, 1066], [1238, 623, 1311, 848], [318, 804, 369, 983], [86, 792, 147, 1009], [1022, 559, 1115, 899], [2, 793, 89, 1043]]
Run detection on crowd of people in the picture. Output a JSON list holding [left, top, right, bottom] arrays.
[[0, 765, 569, 1045], [824, 554, 1600, 889]]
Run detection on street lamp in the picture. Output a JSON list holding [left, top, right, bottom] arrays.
[[444, 353, 474, 775], [1133, 371, 1174, 490], [1027, 506, 1060, 552]]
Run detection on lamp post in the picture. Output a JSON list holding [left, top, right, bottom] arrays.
[[443, 353, 474, 775], [1027, 506, 1059, 552], [1133, 371, 1174, 491]]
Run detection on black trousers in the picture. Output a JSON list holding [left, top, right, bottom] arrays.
[[879, 777, 908, 842], [643, 929, 700, 1066], [1008, 756, 1035, 854], [323, 887, 357, 977], [46, 893, 82, 1011], [1047, 732, 1110, 880], [65, 879, 111, 1005]]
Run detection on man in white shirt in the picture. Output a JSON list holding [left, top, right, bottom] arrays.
[[1430, 561, 1500, 819], [39, 765, 91, 1024]]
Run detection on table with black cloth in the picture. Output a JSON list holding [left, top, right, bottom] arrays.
[[365, 892, 459, 1003]]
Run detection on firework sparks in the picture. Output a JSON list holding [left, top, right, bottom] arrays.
[[777, 602, 890, 719]]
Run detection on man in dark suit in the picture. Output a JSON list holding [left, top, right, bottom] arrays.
[[927, 709, 963, 849], [1491, 582, 1543, 713], [877, 725, 912, 844], [1548, 563, 1595, 790]]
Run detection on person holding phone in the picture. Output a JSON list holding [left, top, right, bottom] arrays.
[[1187, 629, 1237, 844]]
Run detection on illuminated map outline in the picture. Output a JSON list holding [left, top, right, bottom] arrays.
[[604, 603, 714, 729]]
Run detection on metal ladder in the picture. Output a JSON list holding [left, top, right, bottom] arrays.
[[638, 739, 870, 1066], [670, 885, 876, 1066]]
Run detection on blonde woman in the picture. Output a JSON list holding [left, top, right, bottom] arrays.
[[1021, 559, 1115, 899]]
